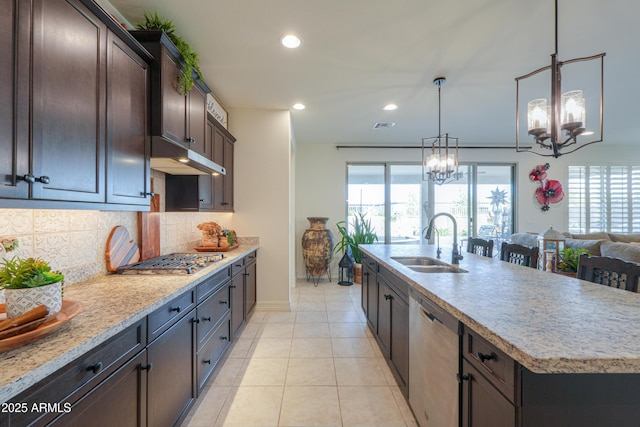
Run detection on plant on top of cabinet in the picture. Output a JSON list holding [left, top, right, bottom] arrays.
[[136, 11, 203, 94]]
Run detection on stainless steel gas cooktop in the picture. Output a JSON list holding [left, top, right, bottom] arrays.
[[116, 253, 223, 275]]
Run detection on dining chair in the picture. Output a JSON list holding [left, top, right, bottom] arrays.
[[467, 238, 494, 258], [500, 242, 539, 268], [576, 254, 640, 292]]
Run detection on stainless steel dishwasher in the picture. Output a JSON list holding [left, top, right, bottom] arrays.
[[409, 288, 460, 427]]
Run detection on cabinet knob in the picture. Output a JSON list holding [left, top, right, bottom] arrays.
[[87, 362, 103, 374], [220, 336, 228, 341], [477, 352, 497, 363], [170, 306, 182, 313], [202, 316, 212, 322], [141, 191, 155, 196], [193, 318, 201, 324], [384, 294, 393, 301], [186, 137, 196, 143], [199, 199, 205, 202], [36, 175, 50, 184], [140, 363, 153, 371]]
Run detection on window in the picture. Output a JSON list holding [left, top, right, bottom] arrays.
[[346, 162, 515, 247], [568, 164, 640, 233]]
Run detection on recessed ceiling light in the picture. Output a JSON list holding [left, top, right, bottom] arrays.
[[281, 35, 301, 49], [383, 104, 398, 111], [292, 103, 306, 110]]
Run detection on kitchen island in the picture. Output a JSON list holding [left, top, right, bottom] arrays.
[[0, 244, 258, 407], [361, 244, 640, 427]]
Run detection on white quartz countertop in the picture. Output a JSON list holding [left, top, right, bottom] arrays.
[[0, 245, 259, 404], [361, 244, 640, 374]]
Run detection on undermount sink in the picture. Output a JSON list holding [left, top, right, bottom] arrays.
[[391, 256, 468, 274], [405, 265, 468, 274], [391, 257, 447, 266]]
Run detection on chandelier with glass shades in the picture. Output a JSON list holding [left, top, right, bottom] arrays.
[[515, 0, 605, 158], [422, 77, 459, 184]]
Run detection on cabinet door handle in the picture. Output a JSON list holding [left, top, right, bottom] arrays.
[[229, 285, 237, 289], [202, 316, 212, 322], [384, 294, 393, 301], [141, 191, 155, 196], [199, 199, 205, 202], [193, 318, 201, 324], [17, 174, 36, 184], [87, 362, 103, 374], [203, 359, 211, 364], [186, 137, 196, 143], [243, 272, 250, 277], [219, 300, 228, 304], [170, 306, 182, 313], [36, 175, 50, 184], [220, 202, 229, 205], [457, 373, 471, 382], [477, 352, 497, 363], [220, 336, 228, 341], [140, 363, 153, 371]]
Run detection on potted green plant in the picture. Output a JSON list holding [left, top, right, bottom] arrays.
[[334, 212, 378, 284], [136, 11, 204, 94], [0, 257, 64, 318], [556, 247, 589, 277]]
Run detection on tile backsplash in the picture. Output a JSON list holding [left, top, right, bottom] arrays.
[[0, 172, 234, 286]]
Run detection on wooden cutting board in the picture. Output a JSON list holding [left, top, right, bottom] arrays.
[[138, 177, 161, 261], [106, 226, 140, 272]]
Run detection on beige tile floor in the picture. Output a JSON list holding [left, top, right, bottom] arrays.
[[181, 280, 419, 427]]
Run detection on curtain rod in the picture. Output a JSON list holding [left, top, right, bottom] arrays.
[[335, 145, 531, 150]]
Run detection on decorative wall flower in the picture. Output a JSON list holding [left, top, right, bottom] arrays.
[[529, 164, 564, 212], [529, 163, 550, 181]]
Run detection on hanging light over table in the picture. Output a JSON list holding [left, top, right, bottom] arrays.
[[515, 0, 605, 158], [422, 77, 460, 184]]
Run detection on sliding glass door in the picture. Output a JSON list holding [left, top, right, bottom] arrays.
[[345, 163, 515, 249]]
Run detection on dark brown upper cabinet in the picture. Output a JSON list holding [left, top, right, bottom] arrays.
[[130, 30, 211, 160], [0, 0, 153, 209]]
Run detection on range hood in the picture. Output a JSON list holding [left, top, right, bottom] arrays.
[[150, 137, 226, 176]]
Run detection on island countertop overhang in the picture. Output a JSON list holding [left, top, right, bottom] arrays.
[[360, 243, 640, 374]]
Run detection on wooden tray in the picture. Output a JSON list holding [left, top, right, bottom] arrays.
[[193, 243, 239, 252], [0, 300, 83, 353]]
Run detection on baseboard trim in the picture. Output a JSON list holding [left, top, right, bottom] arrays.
[[255, 301, 291, 312]]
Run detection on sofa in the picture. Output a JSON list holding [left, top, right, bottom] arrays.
[[508, 231, 640, 264]]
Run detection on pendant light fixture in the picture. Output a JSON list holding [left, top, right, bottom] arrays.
[[422, 77, 459, 184], [515, 0, 605, 158]]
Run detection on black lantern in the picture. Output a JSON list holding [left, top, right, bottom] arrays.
[[337, 253, 354, 286]]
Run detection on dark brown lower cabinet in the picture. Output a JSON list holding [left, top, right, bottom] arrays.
[[244, 258, 257, 317], [461, 359, 516, 427], [147, 310, 196, 427], [362, 256, 378, 332], [230, 273, 245, 338], [49, 351, 148, 427], [197, 314, 231, 390], [375, 272, 409, 396]]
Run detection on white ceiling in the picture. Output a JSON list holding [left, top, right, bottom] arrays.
[[109, 0, 639, 148]]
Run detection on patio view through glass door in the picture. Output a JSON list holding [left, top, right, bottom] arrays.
[[345, 163, 515, 253]]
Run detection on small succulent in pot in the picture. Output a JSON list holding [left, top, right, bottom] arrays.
[[0, 257, 64, 318]]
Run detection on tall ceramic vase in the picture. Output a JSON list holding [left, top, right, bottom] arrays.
[[302, 217, 334, 285]]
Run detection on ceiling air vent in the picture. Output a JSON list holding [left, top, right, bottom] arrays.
[[373, 122, 396, 129]]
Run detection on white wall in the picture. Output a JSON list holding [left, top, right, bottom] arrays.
[[229, 108, 292, 310], [294, 141, 639, 278]]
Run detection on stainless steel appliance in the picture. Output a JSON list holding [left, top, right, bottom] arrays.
[[116, 253, 223, 275], [409, 288, 460, 427]]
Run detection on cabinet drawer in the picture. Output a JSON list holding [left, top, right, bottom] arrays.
[[9, 318, 146, 426], [231, 257, 245, 277], [197, 285, 230, 349], [197, 314, 231, 390], [148, 290, 195, 341], [362, 254, 378, 273], [463, 327, 517, 402], [197, 267, 231, 302], [245, 250, 257, 265]]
